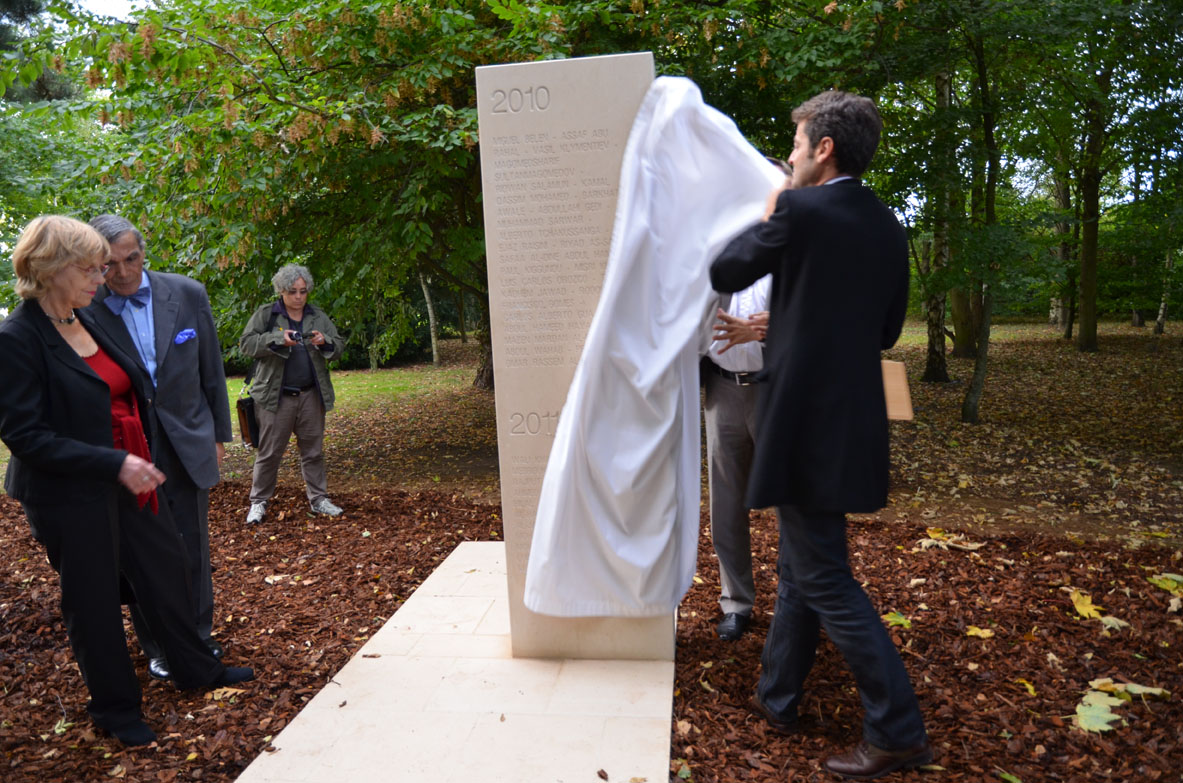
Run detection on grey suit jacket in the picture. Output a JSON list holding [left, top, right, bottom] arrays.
[[87, 270, 232, 489]]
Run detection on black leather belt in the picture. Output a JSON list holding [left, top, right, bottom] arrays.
[[281, 385, 315, 397], [707, 361, 761, 386]]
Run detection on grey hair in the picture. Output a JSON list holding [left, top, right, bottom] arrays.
[[88, 214, 145, 251], [272, 263, 313, 294]]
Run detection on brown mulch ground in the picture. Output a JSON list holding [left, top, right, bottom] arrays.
[[0, 484, 502, 783], [2, 325, 1181, 782], [673, 510, 1183, 783]]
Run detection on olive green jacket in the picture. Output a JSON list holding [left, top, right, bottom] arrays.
[[239, 302, 345, 413]]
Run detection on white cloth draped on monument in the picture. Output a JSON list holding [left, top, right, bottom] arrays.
[[523, 76, 783, 617]]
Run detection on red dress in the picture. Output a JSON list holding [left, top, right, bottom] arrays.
[[84, 345, 158, 512]]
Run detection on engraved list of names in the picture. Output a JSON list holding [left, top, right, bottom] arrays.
[[477, 53, 672, 660]]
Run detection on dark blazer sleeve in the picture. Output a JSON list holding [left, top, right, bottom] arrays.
[[710, 189, 793, 293], [881, 257, 909, 351], [0, 309, 126, 484]]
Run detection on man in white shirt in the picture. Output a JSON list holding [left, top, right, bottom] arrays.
[[703, 277, 770, 640]]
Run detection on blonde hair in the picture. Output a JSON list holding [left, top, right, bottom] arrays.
[[12, 215, 110, 300]]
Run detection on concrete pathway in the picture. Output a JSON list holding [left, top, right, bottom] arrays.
[[236, 542, 674, 783]]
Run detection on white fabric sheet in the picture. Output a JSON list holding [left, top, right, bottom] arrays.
[[523, 76, 783, 617]]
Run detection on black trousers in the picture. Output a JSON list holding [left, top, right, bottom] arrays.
[[25, 489, 224, 730], [130, 433, 215, 657], [757, 505, 927, 750]]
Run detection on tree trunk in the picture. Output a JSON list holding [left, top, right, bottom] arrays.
[[418, 271, 440, 367], [367, 289, 387, 371], [1154, 252, 1174, 335], [1131, 309, 1145, 327], [1049, 297, 1064, 326], [1063, 272, 1077, 341], [949, 287, 978, 358], [961, 34, 1000, 424], [960, 285, 994, 424], [1076, 78, 1109, 353], [922, 293, 950, 382], [1051, 169, 1073, 329], [921, 70, 953, 384], [455, 290, 468, 344], [472, 293, 494, 391]]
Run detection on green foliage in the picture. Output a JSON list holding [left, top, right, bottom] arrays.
[[1, 0, 1180, 373], [6, 0, 543, 357]]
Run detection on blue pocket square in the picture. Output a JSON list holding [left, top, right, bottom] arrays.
[[174, 328, 197, 345]]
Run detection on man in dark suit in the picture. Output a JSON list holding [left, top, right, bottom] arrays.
[[86, 215, 232, 681], [709, 92, 929, 779]]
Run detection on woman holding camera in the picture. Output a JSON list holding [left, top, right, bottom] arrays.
[[240, 263, 345, 524]]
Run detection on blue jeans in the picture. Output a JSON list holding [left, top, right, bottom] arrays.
[[757, 505, 927, 750]]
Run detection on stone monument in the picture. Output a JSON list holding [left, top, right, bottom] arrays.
[[476, 52, 674, 660]]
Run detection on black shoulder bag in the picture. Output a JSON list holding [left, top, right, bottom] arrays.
[[237, 310, 280, 448]]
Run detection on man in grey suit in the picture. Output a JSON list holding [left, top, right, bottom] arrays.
[[703, 280, 770, 641], [86, 215, 232, 681]]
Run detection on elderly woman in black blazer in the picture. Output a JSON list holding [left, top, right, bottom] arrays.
[[0, 216, 253, 746]]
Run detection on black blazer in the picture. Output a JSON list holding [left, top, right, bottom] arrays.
[[0, 299, 156, 507], [710, 180, 909, 513]]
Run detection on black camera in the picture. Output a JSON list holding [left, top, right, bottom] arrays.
[[290, 331, 303, 343]]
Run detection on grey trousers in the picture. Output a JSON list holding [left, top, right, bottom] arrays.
[[704, 369, 761, 616], [249, 388, 328, 505]]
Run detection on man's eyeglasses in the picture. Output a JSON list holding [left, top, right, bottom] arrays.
[[75, 263, 110, 278], [285, 287, 309, 296]]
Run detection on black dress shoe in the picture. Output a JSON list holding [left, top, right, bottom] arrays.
[[104, 719, 157, 746], [749, 695, 801, 735], [205, 638, 225, 658], [824, 740, 933, 780], [212, 666, 255, 686], [147, 657, 171, 681], [715, 612, 750, 641]]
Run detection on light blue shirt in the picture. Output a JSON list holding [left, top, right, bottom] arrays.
[[118, 270, 158, 387]]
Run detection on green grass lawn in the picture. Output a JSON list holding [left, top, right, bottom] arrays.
[[0, 345, 481, 470], [225, 364, 473, 413]]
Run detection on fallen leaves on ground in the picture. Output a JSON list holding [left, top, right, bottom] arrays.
[[0, 485, 500, 783], [1, 325, 1181, 782], [672, 507, 1183, 782]]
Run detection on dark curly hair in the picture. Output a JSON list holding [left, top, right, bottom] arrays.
[[791, 91, 882, 177]]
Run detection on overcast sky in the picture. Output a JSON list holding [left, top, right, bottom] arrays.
[[76, 0, 139, 19]]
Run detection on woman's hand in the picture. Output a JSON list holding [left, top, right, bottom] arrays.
[[118, 454, 166, 495], [306, 330, 326, 347]]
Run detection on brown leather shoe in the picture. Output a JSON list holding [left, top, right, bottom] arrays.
[[749, 695, 800, 735], [823, 740, 933, 779]]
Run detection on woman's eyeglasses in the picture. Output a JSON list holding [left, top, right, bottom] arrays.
[[75, 263, 110, 278]]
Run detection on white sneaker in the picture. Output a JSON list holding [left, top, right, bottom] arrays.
[[246, 502, 267, 525], [310, 497, 343, 516]]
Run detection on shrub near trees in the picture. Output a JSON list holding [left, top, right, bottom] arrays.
[[2, 0, 1180, 415]]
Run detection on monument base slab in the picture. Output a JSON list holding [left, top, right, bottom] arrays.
[[235, 542, 674, 783]]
